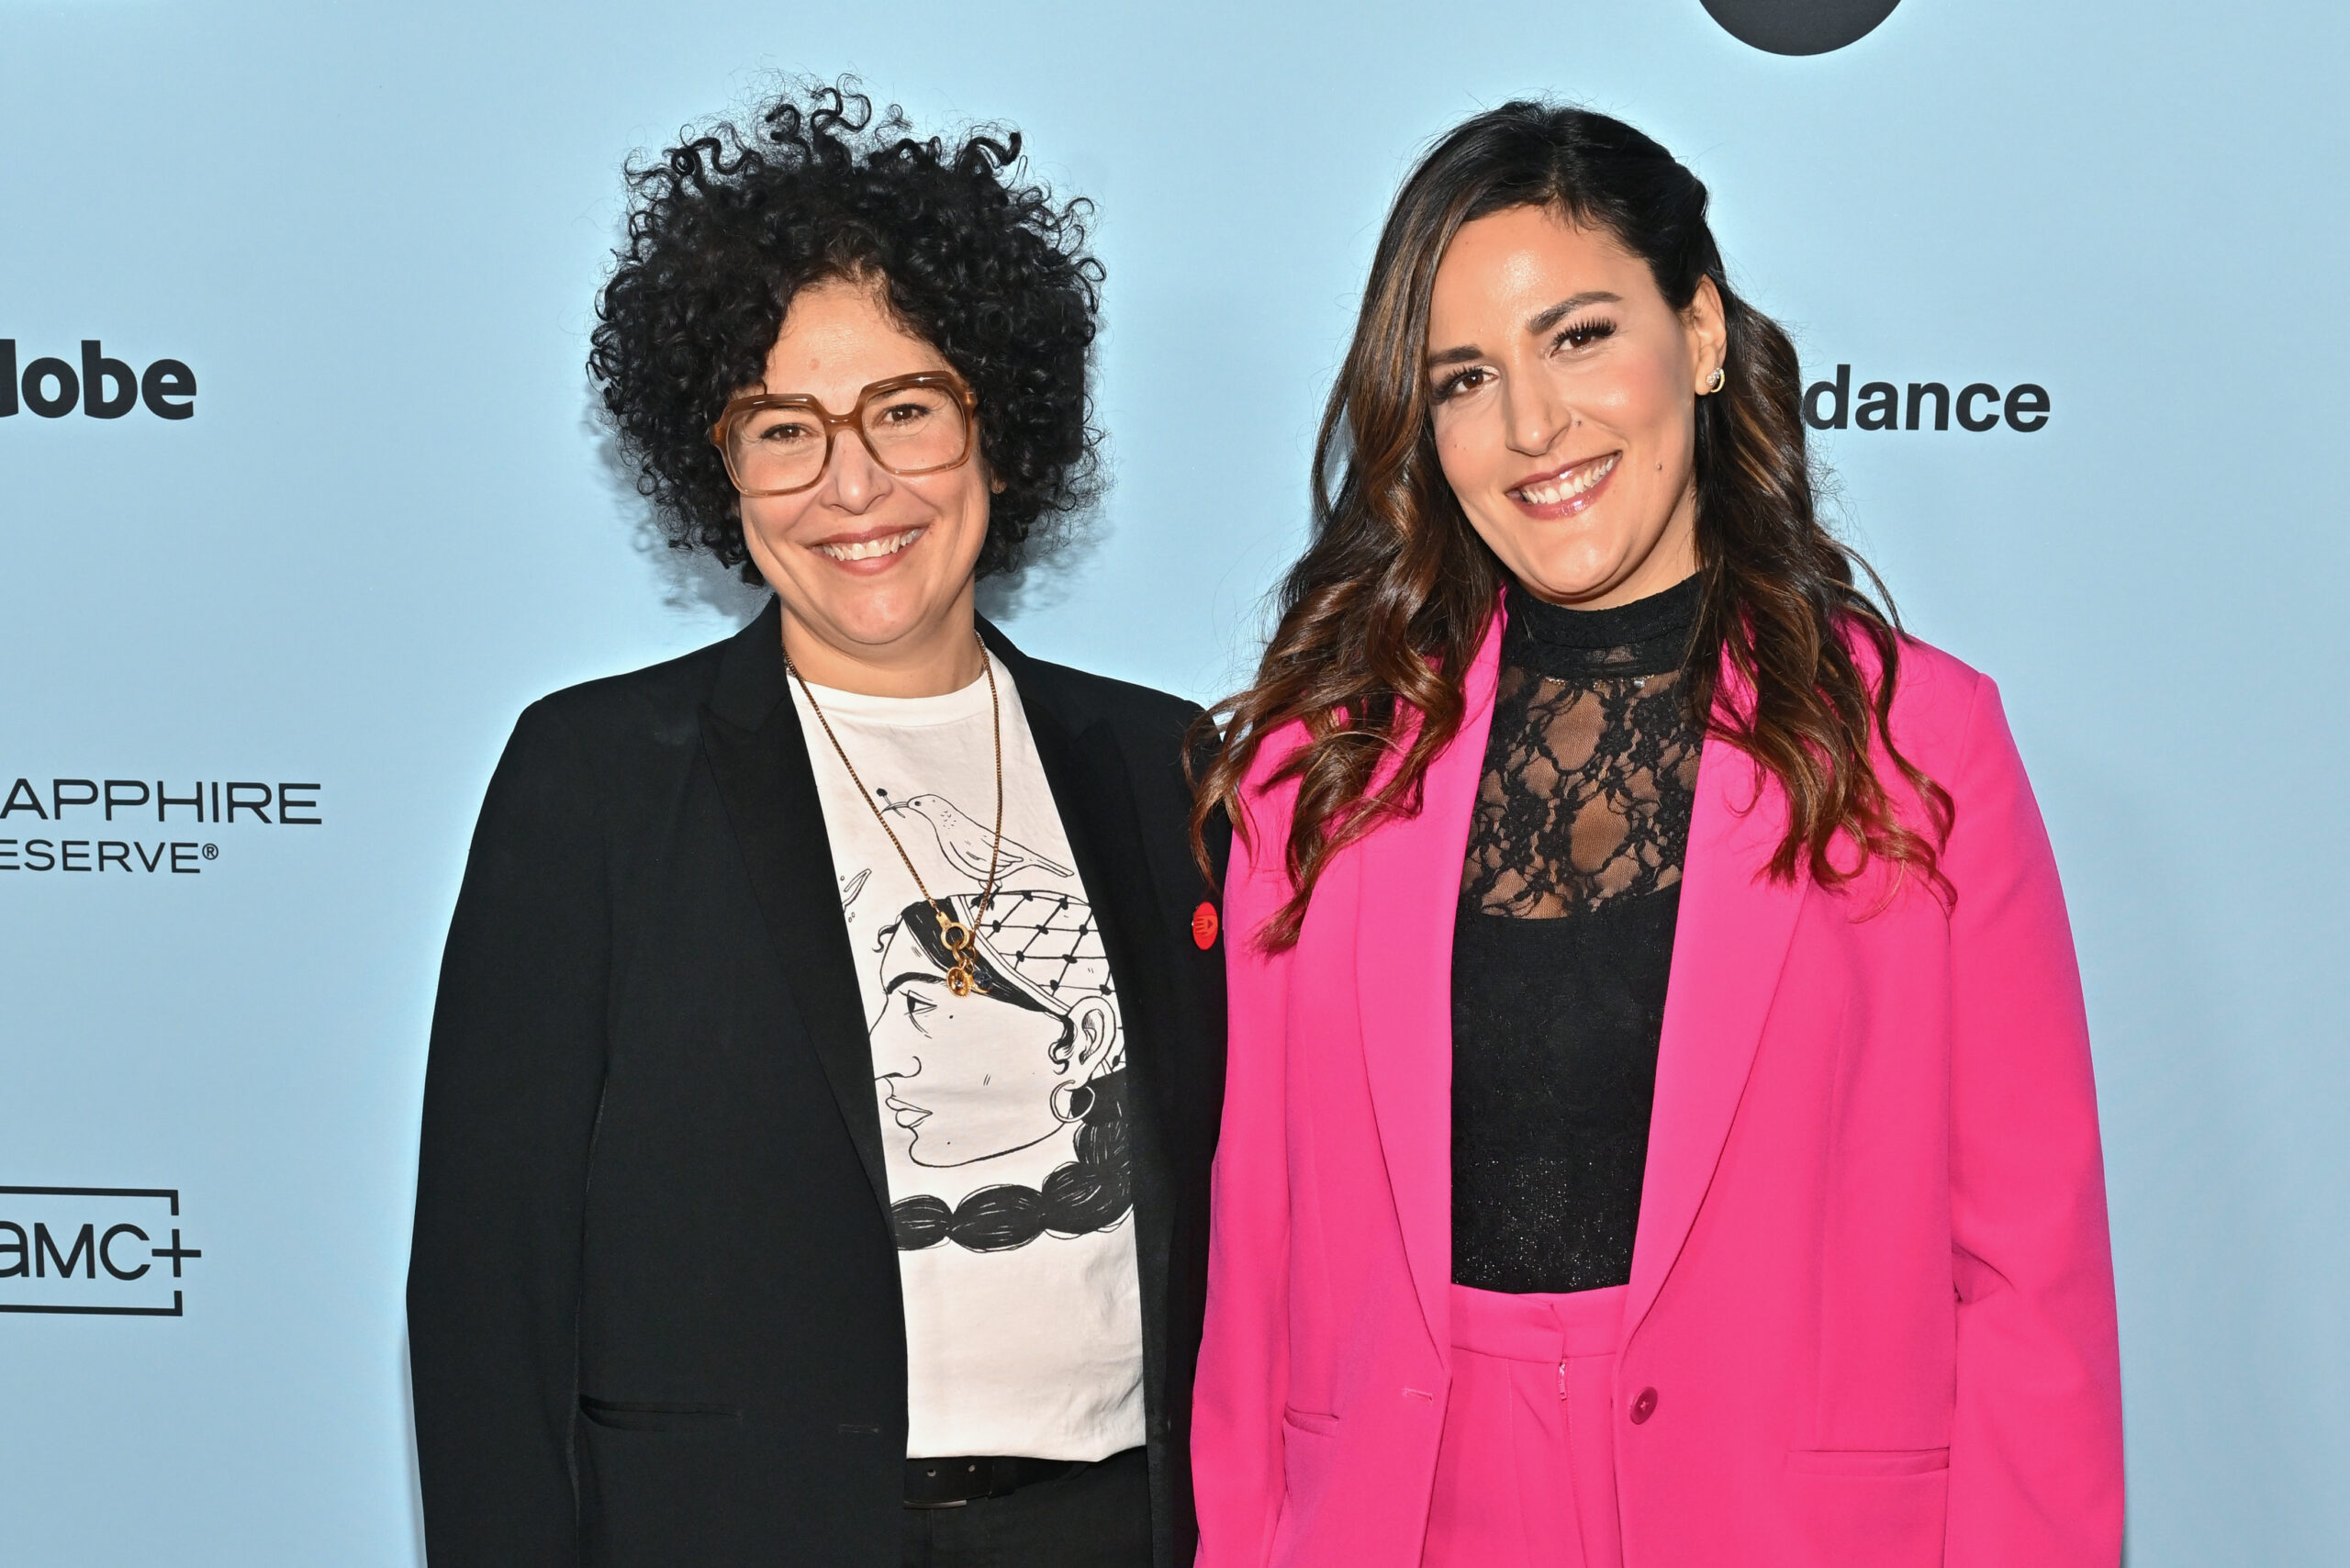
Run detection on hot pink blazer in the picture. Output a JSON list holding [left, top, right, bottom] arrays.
[[1192, 613, 2123, 1568]]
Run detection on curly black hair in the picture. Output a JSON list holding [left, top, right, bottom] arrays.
[[589, 80, 1104, 583]]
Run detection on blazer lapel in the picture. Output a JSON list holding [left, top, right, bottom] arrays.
[[1355, 614, 1506, 1360], [698, 599, 891, 1214], [982, 622, 1186, 1541], [1621, 678, 1808, 1345]]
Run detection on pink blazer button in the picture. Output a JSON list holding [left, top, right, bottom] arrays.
[[1629, 1387, 1658, 1424]]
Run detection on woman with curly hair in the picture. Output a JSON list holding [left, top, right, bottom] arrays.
[[408, 83, 1227, 1568], [1189, 103, 2121, 1567]]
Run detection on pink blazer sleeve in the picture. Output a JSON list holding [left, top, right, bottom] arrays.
[[1939, 674, 2126, 1564], [1192, 762, 1301, 1567]]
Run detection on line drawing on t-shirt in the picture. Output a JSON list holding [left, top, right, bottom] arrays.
[[875, 788, 1075, 881], [867, 883, 1133, 1254]]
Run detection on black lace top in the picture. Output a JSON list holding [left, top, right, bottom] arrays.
[[1451, 573, 1703, 1294]]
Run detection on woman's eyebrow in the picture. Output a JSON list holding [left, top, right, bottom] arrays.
[[883, 970, 946, 994], [1525, 290, 1621, 336]]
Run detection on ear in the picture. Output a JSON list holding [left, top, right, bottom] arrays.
[[1068, 994, 1120, 1074], [1683, 274, 1728, 392]]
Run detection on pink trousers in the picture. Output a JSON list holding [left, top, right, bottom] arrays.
[[1421, 1282, 1628, 1568]]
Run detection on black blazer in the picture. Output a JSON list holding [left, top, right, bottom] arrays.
[[408, 599, 1228, 1566]]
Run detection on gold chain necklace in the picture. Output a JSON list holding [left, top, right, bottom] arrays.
[[787, 629, 1005, 998]]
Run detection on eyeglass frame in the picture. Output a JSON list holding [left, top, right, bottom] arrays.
[[708, 372, 980, 498]]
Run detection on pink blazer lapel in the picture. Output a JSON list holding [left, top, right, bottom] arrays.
[[1623, 687, 1808, 1346], [1353, 613, 1505, 1361]]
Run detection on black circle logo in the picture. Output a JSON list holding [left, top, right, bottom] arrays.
[[1701, 0, 1900, 55]]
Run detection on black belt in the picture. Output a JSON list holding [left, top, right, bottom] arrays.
[[904, 1454, 1080, 1508]]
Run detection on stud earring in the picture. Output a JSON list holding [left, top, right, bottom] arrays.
[[1701, 366, 1726, 395]]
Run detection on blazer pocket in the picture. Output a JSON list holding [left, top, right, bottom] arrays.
[[1281, 1406, 1341, 1439], [578, 1394, 744, 1433], [1785, 1447, 1949, 1479]]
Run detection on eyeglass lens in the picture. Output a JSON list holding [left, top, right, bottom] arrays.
[[727, 385, 968, 492]]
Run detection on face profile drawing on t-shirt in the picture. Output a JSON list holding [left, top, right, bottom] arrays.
[[798, 675, 1148, 1459], [866, 879, 1133, 1254]]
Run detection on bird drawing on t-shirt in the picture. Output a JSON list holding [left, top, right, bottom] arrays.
[[878, 791, 1073, 882]]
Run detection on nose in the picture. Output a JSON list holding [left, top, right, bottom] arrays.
[[1499, 375, 1574, 459], [871, 1010, 923, 1081], [816, 422, 892, 513]]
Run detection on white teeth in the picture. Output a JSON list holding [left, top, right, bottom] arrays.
[[1516, 453, 1618, 506], [816, 528, 923, 562]]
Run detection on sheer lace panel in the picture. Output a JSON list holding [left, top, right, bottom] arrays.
[[1460, 661, 1701, 919], [1449, 577, 1703, 1293]]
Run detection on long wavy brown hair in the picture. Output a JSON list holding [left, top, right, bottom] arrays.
[[1192, 102, 1953, 950]]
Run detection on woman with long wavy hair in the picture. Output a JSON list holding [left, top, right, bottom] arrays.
[[1188, 102, 2121, 1568]]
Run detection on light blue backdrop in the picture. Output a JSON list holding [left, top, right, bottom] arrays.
[[2, 1, 2344, 1562]]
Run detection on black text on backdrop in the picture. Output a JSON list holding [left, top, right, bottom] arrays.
[[1, 341, 196, 420], [1802, 364, 2049, 432]]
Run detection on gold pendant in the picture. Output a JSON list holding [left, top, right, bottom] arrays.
[[937, 913, 984, 997]]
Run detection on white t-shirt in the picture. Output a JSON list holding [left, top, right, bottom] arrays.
[[789, 655, 1146, 1462]]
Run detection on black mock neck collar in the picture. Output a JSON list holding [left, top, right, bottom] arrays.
[[1501, 572, 1701, 678]]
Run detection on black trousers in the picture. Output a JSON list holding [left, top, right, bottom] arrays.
[[901, 1447, 1152, 1568]]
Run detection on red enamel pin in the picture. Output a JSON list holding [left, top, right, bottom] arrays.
[[1192, 902, 1220, 950]]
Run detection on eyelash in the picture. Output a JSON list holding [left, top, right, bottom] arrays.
[[1553, 315, 1617, 352], [1430, 316, 1617, 402]]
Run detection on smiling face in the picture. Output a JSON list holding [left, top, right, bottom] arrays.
[[1424, 204, 1725, 608], [867, 916, 1120, 1169], [737, 275, 997, 693]]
